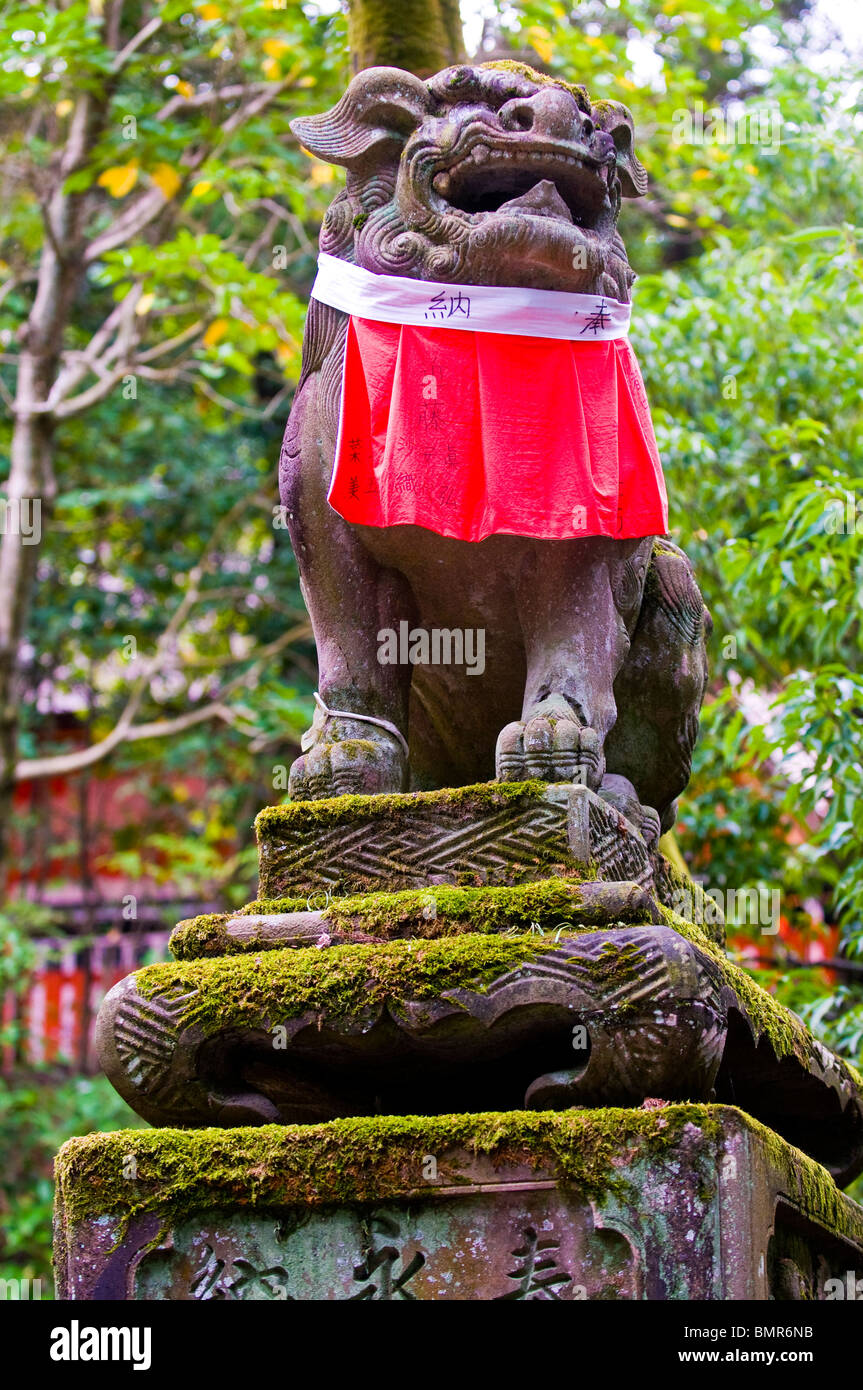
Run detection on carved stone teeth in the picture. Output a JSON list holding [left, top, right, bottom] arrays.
[[432, 171, 451, 194], [472, 143, 489, 161]]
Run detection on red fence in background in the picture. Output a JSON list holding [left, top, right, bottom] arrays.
[[2, 930, 172, 1075]]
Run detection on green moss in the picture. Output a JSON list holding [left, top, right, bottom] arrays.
[[256, 781, 585, 897], [653, 855, 725, 947], [169, 913, 233, 960], [742, 1110, 863, 1236], [352, 212, 369, 229], [55, 1104, 730, 1230], [256, 779, 548, 838], [145, 925, 684, 1036], [657, 904, 834, 1073], [481, 59, 591, 113], [652, 537, 680, 558], [170, 878, 662, 960], [141, 933, 565, 1035], [239, 896, 325, 916]]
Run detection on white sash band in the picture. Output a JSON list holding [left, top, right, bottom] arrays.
[[310, 251, 630, 341]]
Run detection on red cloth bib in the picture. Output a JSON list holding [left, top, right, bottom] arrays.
[[328, 316, 668, 543]]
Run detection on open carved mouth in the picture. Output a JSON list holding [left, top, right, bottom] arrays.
[[430, 143, 612, 230]]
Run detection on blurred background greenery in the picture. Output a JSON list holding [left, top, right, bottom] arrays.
[[1, 0, 862, 1290]]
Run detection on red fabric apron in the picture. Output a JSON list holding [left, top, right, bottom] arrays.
[[328, 316, 668, 543]]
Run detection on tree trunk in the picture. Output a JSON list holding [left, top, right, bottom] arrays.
[[347, 0, 466, 77], [0, 94, 99, 882]]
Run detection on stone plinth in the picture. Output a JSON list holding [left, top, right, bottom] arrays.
[[54, 1106, 863, 1301], [255, 781, 657, 898]]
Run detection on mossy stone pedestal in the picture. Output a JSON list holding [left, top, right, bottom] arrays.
[[56, 782, 863, 1300], [54, 1107, 863, 1301]]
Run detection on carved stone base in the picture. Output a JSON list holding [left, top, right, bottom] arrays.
[[54, 1106, 863, 1301], [95, 921, 863, 1183], [255, 781, 656, 898]]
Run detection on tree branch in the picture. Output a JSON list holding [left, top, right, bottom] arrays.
[[111, 14, 163, 72]]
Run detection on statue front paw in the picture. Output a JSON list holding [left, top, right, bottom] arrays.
[[289, 730, 407, 801], [495, 698, 604, 788]]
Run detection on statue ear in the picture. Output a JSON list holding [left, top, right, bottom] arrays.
[[290, 67, 432, 169], [591, 101, 648, 197]]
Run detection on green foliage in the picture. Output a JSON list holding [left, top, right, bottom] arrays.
[[0, 1074, 146, 1291], [0, 907, 42, 1049]]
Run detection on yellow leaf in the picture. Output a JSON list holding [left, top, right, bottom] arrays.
[[151, 163, 182, 199], [526, 25, 554, 64], [203, 319, 228, 347], [97, 163, 139, 198], [55, 98, 74, 118], [135, 293, 155, 316], [618, 76, 637, 91], [707, 35, 723, 53], [692, 168, 712, 181], [745, 162, 759, 176], [298, 75, 316, 88], [192, 180, 213, 197], [262, 57, 281, 81], [197, 3, 222, 17], [175, 80, 194, 99], [263, 38, 291, 59], [666, 213, 690, 228], [310, 161, 335, 185]]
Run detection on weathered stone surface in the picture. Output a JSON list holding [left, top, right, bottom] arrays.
[[255, 780, 656, 897], [95, 924, 863, 1184], [53, 1106, 863, 1301]]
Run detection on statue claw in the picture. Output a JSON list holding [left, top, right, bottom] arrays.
[[495, 699, 604, 788]]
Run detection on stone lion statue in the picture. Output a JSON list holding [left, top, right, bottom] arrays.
[[279, 61, 710, 841]]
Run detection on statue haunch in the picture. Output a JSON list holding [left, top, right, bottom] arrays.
[[279, 62, 710, 838]]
